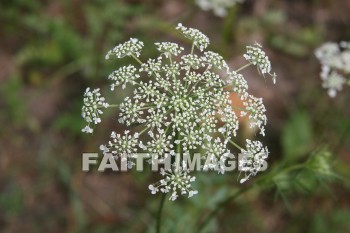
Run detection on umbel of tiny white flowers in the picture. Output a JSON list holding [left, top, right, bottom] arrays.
[[315, 41, 350, 97], [195, 0, 245, 17], [81, 88, 109, 133], [244, 42, 277, 84], [149, 163, 198, 201], [81, 23, 276, 201]]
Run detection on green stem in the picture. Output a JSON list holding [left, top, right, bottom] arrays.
[[278, 164, 305, 175], [169, 55, 173, 65], [235, 63, 252, 73], [229, 139, 243, 150], [156, 193, 167, 233], [139, 127, 150, 136], [107, 104, 119, 108], [131, 54, 143, 65], [191, 43, 195, 55], [175, 131, 182, 168]]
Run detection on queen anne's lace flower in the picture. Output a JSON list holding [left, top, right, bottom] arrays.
[[181, 54, 203, 70], [100, 130, 140, 168], [140, 57, 163, 76], [176, 23, 209, 51], [195, 0, 245, 17], [100, 130, 139, 156], [218, 106, 239, 138], [105, 38, 144, 59], [227, 71, 249, 98], [149, 166, 198, 201], [203, 137, 231, 174], [321, 70, 346, 98], [108, 65, 140, 90], [81, 88, 109, 133], [139, 129, 174, 160], [82, 24, 276, 200], [244, 42, 277, 84], [315, 41, 350, 97], [239, 139, 269, 183], [119, 97, 146, 126], [155, 42, 184, 58], [203, 51, 229, 70], [241, 95, 267, 136]]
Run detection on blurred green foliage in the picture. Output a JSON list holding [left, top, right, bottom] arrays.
[[311, 209, 350, 233], [0, 0, 349, 233], [282, 110, 313, 159], [0, 76, 25, 127]]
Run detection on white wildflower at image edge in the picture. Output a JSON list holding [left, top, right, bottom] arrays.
[[315, 41, 350, 97], [195, 0, 245, 17], [81, 23, 276, 201]]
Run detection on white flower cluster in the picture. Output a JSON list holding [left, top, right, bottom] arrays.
[[244, 42, 277, 84], [176, 23, 209, 51], [315, 41, 350, 97], [82, 24, 276, 200], [195, 0, 245, 17], [81, 88, 109, 133], [155, 42, 184, 58], [100, 131, 139, 159], [241, 95, 267, 136], [149, 166, 198, 201], [108, 65, 140, 90], [105, 38, 144, 59], [239, 140, 269, 183]]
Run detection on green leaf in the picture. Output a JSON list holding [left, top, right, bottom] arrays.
[[282, 110, 313, 159]]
